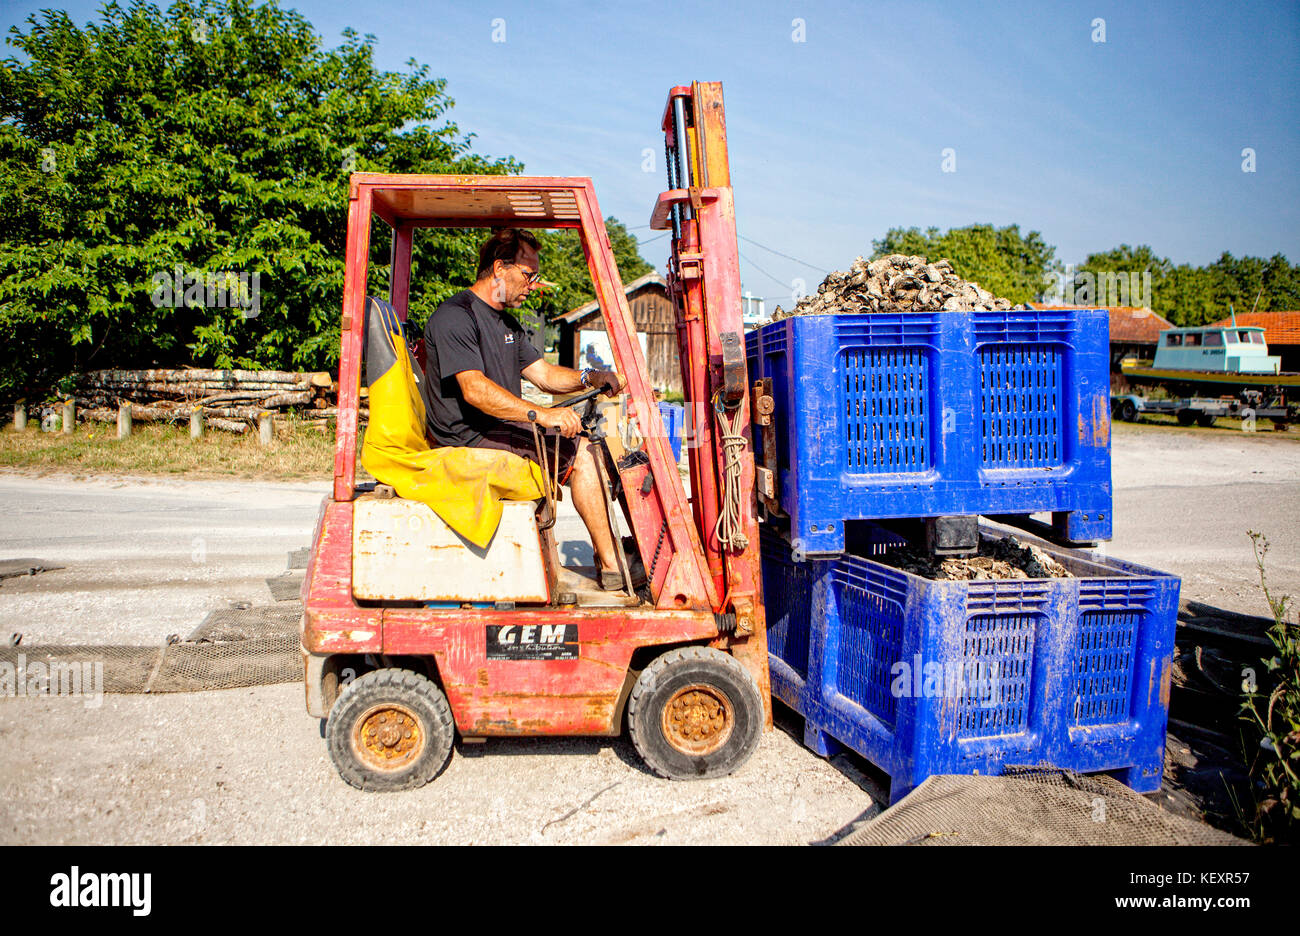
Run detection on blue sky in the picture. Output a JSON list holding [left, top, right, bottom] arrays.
[[3, 0, 1297, 306]]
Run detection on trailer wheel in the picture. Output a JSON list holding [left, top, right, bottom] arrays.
[[326, 668, 454, 791], [1120, 399, 1139, 423], [1196, 412, 1217, 428], [628, 647, 763, 780], [1176, 409, 1198, 426]]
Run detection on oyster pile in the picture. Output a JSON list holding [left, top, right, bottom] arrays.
[[874, 535, 1072, 582], [771, 254, 1015, 319]]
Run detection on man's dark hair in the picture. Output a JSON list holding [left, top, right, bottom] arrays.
[[476, 228, 541, 280]]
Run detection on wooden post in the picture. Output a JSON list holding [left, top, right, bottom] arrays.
[[13, 400, 26, 432], [62, 399, 75, 434], [116, 403, 132, 440], [258, 411, 274, 446], [190, 408, 204, 440]]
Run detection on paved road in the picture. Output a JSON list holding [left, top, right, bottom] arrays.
[[0, 424, 1296, 844]]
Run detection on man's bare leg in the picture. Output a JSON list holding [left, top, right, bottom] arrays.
[[566, 438, 619, 574]]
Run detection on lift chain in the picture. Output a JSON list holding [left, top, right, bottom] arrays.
[[647, 517, 669, 586]]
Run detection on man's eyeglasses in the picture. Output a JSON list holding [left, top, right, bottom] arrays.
[[510, 263, 541, 285]]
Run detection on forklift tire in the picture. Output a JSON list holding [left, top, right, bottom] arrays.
[[627, 647, 763, 781], [326, 668, 454, 792]]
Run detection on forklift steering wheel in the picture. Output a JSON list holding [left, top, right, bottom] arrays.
[[555, 385, 605, 409]]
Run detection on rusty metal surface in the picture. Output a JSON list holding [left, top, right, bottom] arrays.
[[653, 83, 772, 722], [663, 684, 734, 756], [382, 607, 719, 736], [355, 703, 424, 771], [333, 187, 371, 503], [301, 500, 382, 654]]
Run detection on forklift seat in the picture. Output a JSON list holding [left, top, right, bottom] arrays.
[[357, 295, 546, 551]]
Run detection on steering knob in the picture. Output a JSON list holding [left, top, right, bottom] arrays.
[[527, 410, 537, 423]]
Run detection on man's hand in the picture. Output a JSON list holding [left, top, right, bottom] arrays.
[[535, 406, 583, 438], [589, 370, 626, 398]]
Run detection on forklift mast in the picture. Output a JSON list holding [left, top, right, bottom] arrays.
[[651, 82, 766, 640]]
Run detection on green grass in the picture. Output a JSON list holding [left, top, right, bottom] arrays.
[[0, 417, 340, 480]]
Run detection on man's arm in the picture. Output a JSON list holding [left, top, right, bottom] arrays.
[[456, 370, 582, 437], [521, 358, 625, 396]]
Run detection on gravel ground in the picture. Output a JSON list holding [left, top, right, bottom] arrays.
[[0, 423, 1296, 845], [0, 686, 877, 845], [1106, 423, 1299, 616]]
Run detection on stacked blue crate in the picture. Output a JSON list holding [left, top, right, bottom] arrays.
[[656, 401, 685, 463], [746, 309, 1113, 553], [760, 526, 1180, 803], [749, 306, 1179, 798]]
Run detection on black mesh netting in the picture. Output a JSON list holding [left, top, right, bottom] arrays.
[[0, 605, 301, 693], [835, 767, 1249, 846]]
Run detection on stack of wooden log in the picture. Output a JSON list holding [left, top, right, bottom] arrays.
[[73, 369, 362, 434]]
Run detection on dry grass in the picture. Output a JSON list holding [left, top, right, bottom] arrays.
[[1114, 414, 1299, 440], [0, 416, 348, 481]]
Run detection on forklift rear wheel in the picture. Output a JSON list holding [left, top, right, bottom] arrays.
[[327, 668, 454, 792], [627, 647, 763, 780]]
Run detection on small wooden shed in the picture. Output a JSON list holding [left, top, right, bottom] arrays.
[[554, 271, 682, 395]]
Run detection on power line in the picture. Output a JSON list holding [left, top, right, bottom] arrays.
[[738, 250, 792, 290], [738, 235, 828, 274]]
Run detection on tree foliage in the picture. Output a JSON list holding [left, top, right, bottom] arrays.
[[0, 0, 521, 398], [525, 218, 653, 330], [1076, 246, 1300, 326], [871, 223, 1062, 304]]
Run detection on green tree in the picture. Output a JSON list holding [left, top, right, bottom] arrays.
[[1076, 246, 1300, 326], [871, 223, 1061, 304], [532, 217, 653, 317], [0, 0, 517, 398]]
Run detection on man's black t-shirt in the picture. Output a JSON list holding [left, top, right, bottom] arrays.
[[424, 289, 541, 446]]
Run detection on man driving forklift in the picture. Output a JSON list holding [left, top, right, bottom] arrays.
[[423, 228, 629, 589]]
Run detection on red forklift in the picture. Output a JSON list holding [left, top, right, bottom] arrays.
[[301, 82, 773, 789]]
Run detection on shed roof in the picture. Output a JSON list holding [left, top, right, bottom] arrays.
[[1208, 310, 1300, 346], [556, 270, 667, 325], [1028, 305, 1174, 344]]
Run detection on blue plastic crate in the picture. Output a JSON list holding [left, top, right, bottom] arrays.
[[746, 310, 1113, 552], [656, 401, 684, 463], [761, 526, 1180, 803]]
